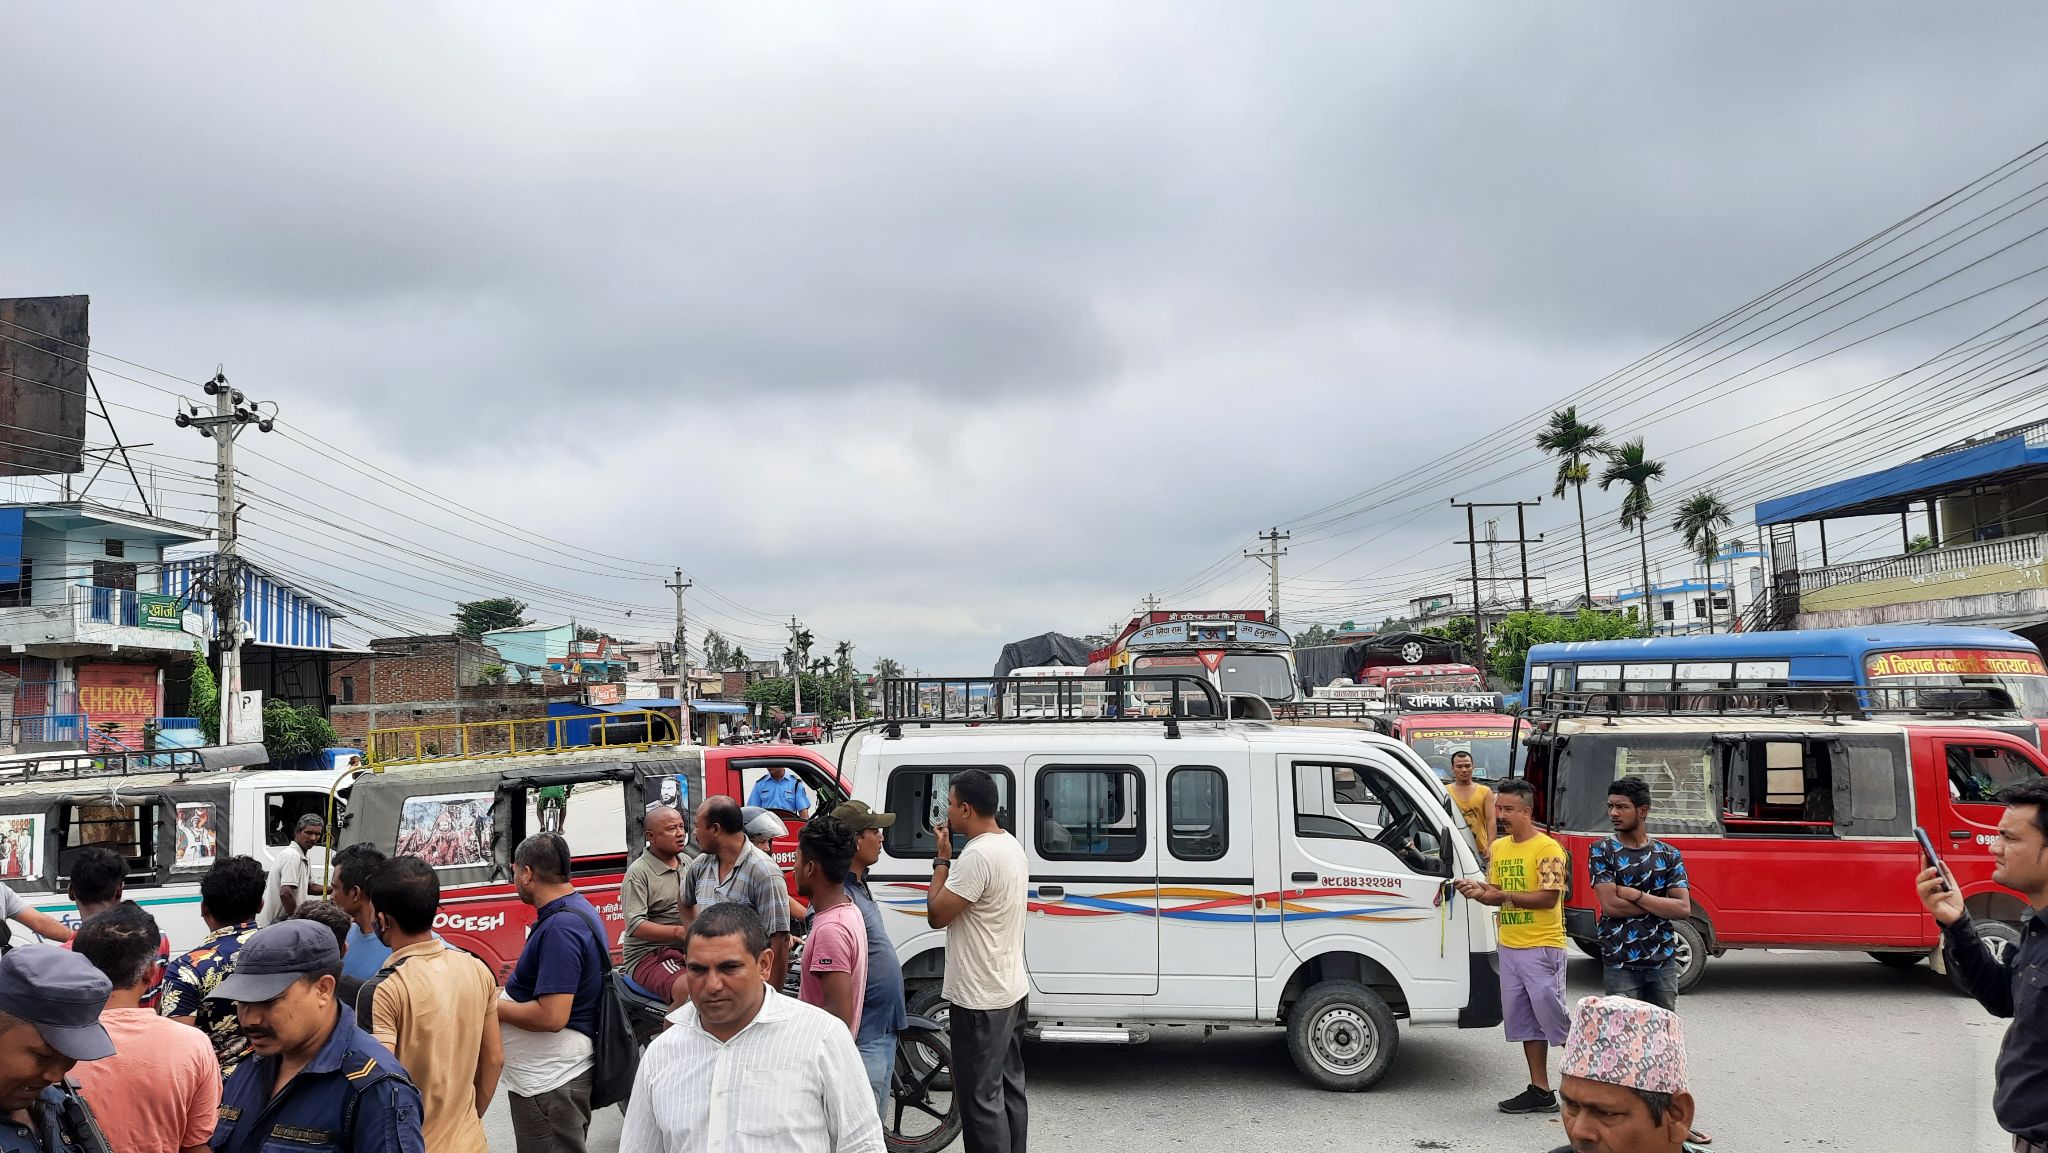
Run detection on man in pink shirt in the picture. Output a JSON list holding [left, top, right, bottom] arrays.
[[70, 902, 220, 1153], [794, 816, 868, 1035]]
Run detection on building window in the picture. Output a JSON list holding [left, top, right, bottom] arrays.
[[1712, 596, 1730, 611], [103, 538, 125, 558], [339, 676, 355, 705], [1168, 766, 1228, 861], [1661, 601, 1676, 621], [1036, 766, 1144, 861], [1692, 598, 1707, 619], [0, 557, 32, 608], [92, 560, 137, 591]]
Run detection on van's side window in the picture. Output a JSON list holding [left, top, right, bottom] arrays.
[[1947, 745, 2043, 804], [1036, 766, 1143, 862], [1167, 767, 1227, 862], [1723, 739, 1832, 833], [883, 768, 1014, 858], [1293, 760, 1445, 873], [58, 800, 161, 879], [266, 792, 339, 848]]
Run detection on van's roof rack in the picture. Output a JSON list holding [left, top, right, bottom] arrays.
[[1271, 699, 1391, 722], [0, 741, 273, 786], [877, 674, 1224, 739], [1527, 686, 2020, 727]]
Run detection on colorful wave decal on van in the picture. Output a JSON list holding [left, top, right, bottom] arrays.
[[877, 883, 1428, 925]]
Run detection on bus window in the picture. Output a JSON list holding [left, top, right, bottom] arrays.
[[58, 799, 162, 880], [266, 792, 340, 848]]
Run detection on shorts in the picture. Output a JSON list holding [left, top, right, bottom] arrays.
[[631, 949, 688, 1001], [1499, 945, 1569, 1044], [1602, 962, 1679, 1013]]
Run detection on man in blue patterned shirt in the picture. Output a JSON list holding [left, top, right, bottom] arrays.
[[1587, 776, 1692, 1011], [159, 854, 269, 1078]]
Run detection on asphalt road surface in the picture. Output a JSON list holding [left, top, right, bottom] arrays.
[[484, 949, 2009, 1152]]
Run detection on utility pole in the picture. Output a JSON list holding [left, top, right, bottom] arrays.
[[788, 616, 804, 715], [666, 569, 692, 699], [1141, 593, 1160, 614], [1450, 498, 1544, 667], [1243, 527, 1291, 624], [175, 371, 274, 746]]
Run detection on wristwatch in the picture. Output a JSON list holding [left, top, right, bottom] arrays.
[[933, 859, 950, 871]]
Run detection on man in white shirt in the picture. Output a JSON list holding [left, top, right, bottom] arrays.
[[927, 768, 1029, 1153], [260, 814, 325, 926], [620, 903, 882, 1153]]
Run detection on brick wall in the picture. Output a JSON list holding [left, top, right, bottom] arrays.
[[328, 634, 582, 749]]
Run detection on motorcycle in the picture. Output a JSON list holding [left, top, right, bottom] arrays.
[[614, 941, 961, 1153]]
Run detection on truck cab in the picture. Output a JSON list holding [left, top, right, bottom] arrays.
[[848, 675, 1498, 1091]]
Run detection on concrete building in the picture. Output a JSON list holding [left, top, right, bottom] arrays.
[[0, 502, 210, 750], [1752, 418, 2048, 646]]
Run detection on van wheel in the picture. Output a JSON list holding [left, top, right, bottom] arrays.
[[1673, 921, 1709, 993], [1952, 921, 2022, 994], [906, 984, 953, 1091], [1870, 951, 1923, 971], [1570, 936, 1602, 960], [1285, 980, 1399, 1091]]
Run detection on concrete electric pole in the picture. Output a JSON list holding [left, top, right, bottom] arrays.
[[175, 372, 275, 746], [788, 616, 804, 715], [1243, 527, 1290, 624], [666, 569, 692, 697]]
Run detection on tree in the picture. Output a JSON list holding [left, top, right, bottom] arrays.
[[1485, 609, 1647, 683], [1419, 616, 1479, 665], [833, 641, 858, 716], [1537, 407, 1610, 607], [1671, 489, 1734, 634], [1907, 533, 1936, 554], [453, 597, 530, 639], [190, 644, 220, 744], [744, 673, 840, 719], [1599, 438, 1666, 628], [1292, 623, 1336, 649], [726, 646, 752, 672], [262, 699, 339, 762], [1377, 616, 1412, 634], [702, 630, 733, 671]]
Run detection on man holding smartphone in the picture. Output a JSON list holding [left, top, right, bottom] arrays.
[[1916, 778, 2048, 1152]]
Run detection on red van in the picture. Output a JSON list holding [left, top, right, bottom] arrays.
[[339, 735, 851, 981], [1520, 706, 2043, 991]]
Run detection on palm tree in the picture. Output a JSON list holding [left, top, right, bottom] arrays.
[[1671, 490, 1735, 633], [874, 657, 904, 682], [1598, 438, 1666, 633], [1536, 407, 1609, 607]]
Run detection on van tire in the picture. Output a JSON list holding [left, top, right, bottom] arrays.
[[1673, 920, 1708, 993], [905, 983, 953, 1091], [1870, 951, 1924, 971], [1285, 980, 1399, 1091], [1570, 936, 1602, 960], [1951, 920, 2022, 994]]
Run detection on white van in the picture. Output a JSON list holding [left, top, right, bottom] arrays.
[[0, 753, 355, 954], [846, 690, 1501, 1090]]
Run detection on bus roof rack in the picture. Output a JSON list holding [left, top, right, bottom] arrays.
[[878, 674, 1225, 739], [0, 741, 277, 786], [1528, 686, 2020, 726]]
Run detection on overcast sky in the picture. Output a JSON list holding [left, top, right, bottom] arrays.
[[7, 3, 2048, 671]]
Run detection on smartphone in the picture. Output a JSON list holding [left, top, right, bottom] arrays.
[[1913, 827, 1955, 891]]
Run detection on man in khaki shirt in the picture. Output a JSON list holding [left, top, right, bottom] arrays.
[[359, 856, 504, 1153], [620, 805, 690, 1001]]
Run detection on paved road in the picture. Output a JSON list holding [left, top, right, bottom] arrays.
[[484, 950, 2009, 1152]]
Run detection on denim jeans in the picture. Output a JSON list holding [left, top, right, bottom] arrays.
[[1602, 962, 1680, 1012], [856, 1031, 897, 1119]]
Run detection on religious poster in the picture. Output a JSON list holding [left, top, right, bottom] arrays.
[[0, 814, 43, 880], [175, 803, 218, 868], [395, 792, 493, 870]]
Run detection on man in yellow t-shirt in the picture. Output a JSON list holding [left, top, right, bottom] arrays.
[[1454, 777, 1569, 1117], [1446, 750, 1495, 864]]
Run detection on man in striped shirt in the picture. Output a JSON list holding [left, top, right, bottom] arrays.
[[620, 903, 881, 1153]]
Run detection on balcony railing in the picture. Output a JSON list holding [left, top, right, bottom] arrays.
[[1797, 531, 2047, 595], [75, 584, 144, 628]]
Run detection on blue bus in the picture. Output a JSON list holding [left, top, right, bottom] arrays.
[[1522, 625, 2048, 723]]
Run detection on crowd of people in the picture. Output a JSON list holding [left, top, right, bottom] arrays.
[[2, 764, 2042, 1153]]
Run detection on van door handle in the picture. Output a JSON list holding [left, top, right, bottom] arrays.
[[1950, 830, 1970, 841], [1037, 884, 1064, 900], [1291, 871, 1317, 884]]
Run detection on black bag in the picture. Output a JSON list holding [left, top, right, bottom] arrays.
[[569, 903, 642, 1109]]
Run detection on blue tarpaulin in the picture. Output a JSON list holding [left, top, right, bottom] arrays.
[[0, 508, 22, 584], [689, 700, 751, 715]]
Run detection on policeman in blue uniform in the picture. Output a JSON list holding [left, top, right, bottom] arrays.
[[0, 947, 115, 1153], [207, 919, 424, 1153]]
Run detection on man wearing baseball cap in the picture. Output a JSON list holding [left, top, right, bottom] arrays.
[[833, 799, 909, 1117], [207, 919, 424, 1153], [0, 947, 114, 1153], [1549, 995, 1705, 1153]]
